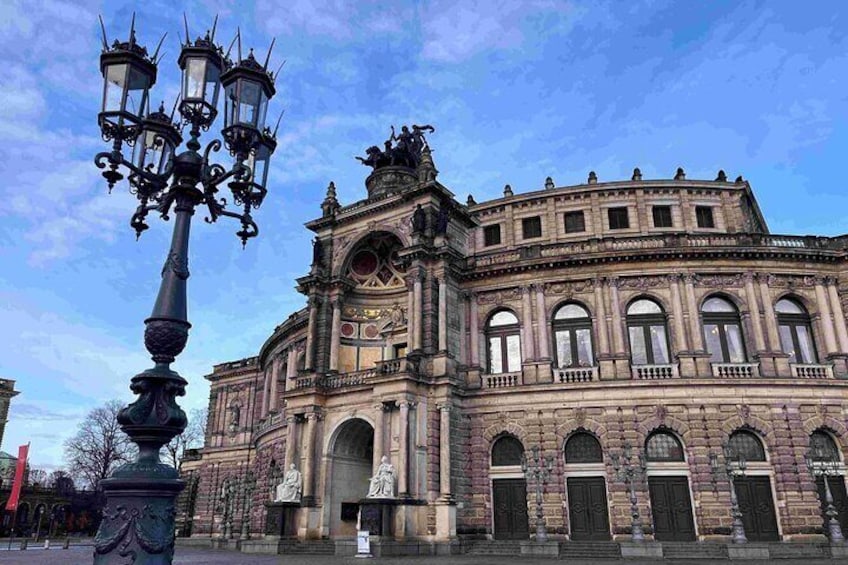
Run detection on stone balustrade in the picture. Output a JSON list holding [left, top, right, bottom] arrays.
[[556, 366, 597, 383], [712, 362, 760, 379], [632, 364, 679, 380], [790, 363, 834, 379]]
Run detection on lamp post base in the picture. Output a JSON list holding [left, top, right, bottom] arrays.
[[93, 465, 185, 564]]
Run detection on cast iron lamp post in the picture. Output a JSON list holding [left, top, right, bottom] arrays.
[[521, 445, 554, 542], [91, 16, 279, 564], [709, 443, 748, 544], [610, 442, 647, 542], [805, 444, 845, 543]]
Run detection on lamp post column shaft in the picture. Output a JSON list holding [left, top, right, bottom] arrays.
[[822, 475, 845, 542], [728, 475, 747, 544]]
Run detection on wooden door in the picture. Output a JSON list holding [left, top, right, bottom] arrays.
[[492, 479, 529, 540], [648, 476, 696, 541], [816, 476, 848, 538], [734, 476, 779, 541], [567, 476, 610, 540]]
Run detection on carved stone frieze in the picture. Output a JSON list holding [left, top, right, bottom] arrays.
[[477, 287, 522, 304], [761, 274, 818, 288], [618, 276, 664, 291], [693, 273, 744, 288], [544, 279, 594, 296]]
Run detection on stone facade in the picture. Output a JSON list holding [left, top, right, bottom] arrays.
[[181, 146, 848, 545]]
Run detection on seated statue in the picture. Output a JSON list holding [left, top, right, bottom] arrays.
[[366, 455, 396, 498], [275, 464, 303, 503]]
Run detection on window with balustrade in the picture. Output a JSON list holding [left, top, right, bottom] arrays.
[[492, 435, 525, 466], [627, 298, 670, 365], [645, 430, 685, 462], [486, 310, 522, 374], [702, 296, 747, 363], [775, 298, 817, 364], [727, 430, 767, 462], [552, 303, 594, 368]]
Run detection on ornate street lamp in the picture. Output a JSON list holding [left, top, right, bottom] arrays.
[[521, 445, 554, 542], [92, 16, 280, 565], [709, 443, 748, 544], [240, 470, 257, 539], [611, 442, 647, 542], [805, 441, 845, 543]]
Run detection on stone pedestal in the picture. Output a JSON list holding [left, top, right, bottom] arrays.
[[264, 502, 299, 538], [359, 499, 397, 538]]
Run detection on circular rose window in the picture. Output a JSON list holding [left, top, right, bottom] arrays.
[[351, 250, 378, 277]]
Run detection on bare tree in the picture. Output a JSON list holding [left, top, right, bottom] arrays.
[[63, 400, 134, 490], [162, 408, 207, 470]]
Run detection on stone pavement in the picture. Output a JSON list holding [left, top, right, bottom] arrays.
[[0, 546, 844, 565]]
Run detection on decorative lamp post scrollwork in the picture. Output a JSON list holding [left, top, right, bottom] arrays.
[[91, 15, 280, 565], [610, 442, 647, 542], [805, 443, 845, 543], [709, 443, 748, 544], [521, 445, 554, 542]]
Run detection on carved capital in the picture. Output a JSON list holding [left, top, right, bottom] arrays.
[[531, 283, 545, 295]]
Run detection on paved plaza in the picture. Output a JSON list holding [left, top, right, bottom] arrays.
[[0, 545, 845, 565]]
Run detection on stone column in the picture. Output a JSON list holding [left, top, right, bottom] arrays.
[[284, 348, 297, 391], [304, 295, 319, 371], [373, 403, 386, 474], [459, 292, 468, 364], [438, 404, 452, 498], [594, 277, 610, 355], [261, 367, 271, 417], [438, 278, 448, 351], [668, 274, 688, 351], [815, 279, 838, 354], [608, 277, 624, 354], [406, 277, 415, 351], [284, 415, 298, 470], [329, 297, 342, 371], [469, 292, 480, 366], [534, 284, 550, 359], [827, 279, 848, 352], [413, 271, 423, 351], [398, 400, 412, 496], [302, 412, 320, 500], [268, 357, 280, 412], [521, 286, 535, 361], [758, 274, 781, 351], [683, 274, 705, 351], [744, 273, 766, 352]]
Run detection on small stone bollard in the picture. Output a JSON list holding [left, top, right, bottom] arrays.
[[63, 537, 71, 549], [19, 539, 27, 550], [43, 539, 50, 550]]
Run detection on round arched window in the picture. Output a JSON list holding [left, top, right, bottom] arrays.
[[564, 431, 603, 464], [775, 298, 817, 364], [645, 430, 685, 462], [491, 435, 524, 466], [486, 310, 521, 374], [702, 296, 746, 363], [727, 430, 766, 462], [627, 299, 669, 365], [552, 303, 594, 368], [809, 430, 840, 462]]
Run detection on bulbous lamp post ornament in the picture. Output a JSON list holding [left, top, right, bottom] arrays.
[[92, 15, 280, 564], [805, 441, 845, 543], [521, 445, 554, 542], [709, 443, 748, 544], [610, 442, 647, 542]]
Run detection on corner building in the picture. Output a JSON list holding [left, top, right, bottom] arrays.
[[182, 135, 848, 548]]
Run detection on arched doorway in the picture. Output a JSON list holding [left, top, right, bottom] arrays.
[[490, 434, 528, 540], [727, 430, 779, 541], [327, 418, 374, 537], [645, 429, 696, 541], [564, 431, 610, 540]]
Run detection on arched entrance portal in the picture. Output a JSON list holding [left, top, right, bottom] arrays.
[[327, 418, 374, 537]]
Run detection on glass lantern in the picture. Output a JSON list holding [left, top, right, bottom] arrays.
[[231, 133, 276, 207], [132, 106, 182, 178], [220, 52, 275, 154], [178, 37, 224, 128], [99, 42, 157, 135]]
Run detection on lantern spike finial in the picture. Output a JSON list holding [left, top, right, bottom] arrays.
[[151, 32, 167, 62], [98, 15, 109, 50], [224, 33, 237, 62], [273, 59, 286, 84], [272, 109, 284, 137], [169, 96, 180, 121], [236, 27, 242, 62], [128, 12, 136, 46], [183, 12, 190, 45], [263, 37, 276, 70], [210, 14, 219, 43]]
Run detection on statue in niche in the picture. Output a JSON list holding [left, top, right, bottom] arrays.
[[435, 204, 449, 236], [228, 404, 240, 434], [275, 464, 303, 503], [311, 237, 324, 267], [366, 455, 396, 498], [411, 204, 427, 234]]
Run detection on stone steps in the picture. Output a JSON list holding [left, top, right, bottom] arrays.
[[278, 540, 336, 555], [465, 540, 523, 555], [767, 543, 829, 559], [559, 541, 621, 559], [662, 541, 728, 559]]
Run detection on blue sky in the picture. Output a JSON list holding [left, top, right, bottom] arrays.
[[1, 0, 846, 470]]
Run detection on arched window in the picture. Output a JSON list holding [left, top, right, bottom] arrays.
[[645, 430, 685, 462], [487, 310, 521, 374], [702, 297, 746, 363], [627, 299, 670, 365], [809, 430, 841, 462], [492, 435, 524, 466], [727, 430, 766, 462], [565, 431, 603, 464], [552, 303, 594, 368], [775, 298, 817, 364]]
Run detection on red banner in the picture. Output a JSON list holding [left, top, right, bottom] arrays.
[[5, 444, 29, 512]]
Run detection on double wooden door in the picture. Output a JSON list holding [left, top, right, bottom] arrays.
[[567, 476, 610, 540], [816, 476, 848, 538], [734, 476, 779, 541], [648, 476, 696, 541], [492, 479, 529, 540]]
